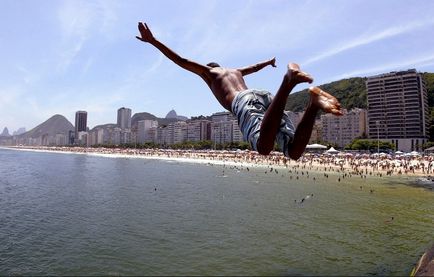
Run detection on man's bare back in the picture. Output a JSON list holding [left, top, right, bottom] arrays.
[[208, 67, 248, 111]]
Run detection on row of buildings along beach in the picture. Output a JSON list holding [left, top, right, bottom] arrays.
[[2, 69, 429, 152]]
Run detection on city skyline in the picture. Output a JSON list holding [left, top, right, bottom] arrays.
[[2, 0, 434, 132], [1, 67, 428, 152]]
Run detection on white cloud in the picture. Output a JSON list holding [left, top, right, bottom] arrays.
[[303, 19, 434, 66], [330, 53, 434, 80], [144, 54, 165, 75], [55, 0, 118, 72], [0, 86, 22, 109]]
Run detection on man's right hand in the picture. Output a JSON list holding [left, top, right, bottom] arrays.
[[270, 57, 277, 68], [136, 22, 155, 43]]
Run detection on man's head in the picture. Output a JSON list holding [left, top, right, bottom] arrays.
[[207, 62, 220, 68]]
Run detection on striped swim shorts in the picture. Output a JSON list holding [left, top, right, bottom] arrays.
[[231, 89, 295, 157]]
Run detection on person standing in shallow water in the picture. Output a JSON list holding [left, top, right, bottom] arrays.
[[136, 22, 343, 160]]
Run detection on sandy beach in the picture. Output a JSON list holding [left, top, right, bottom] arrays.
[[3, 146, 434, 179]]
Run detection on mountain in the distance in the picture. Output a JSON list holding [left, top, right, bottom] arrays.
[[17, 114, 74, 139], [13, 127, 26, 136], [165, 109, 188, 121], [1, 127, 10, 137], [90, 123, 117, 131], [131, 111, 182, 128]]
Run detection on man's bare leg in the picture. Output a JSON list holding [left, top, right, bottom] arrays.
[[256, 63, 313, 155], [287, 87, 342, 159]]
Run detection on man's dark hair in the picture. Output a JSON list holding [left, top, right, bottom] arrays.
[[207, 62, 220, 68]]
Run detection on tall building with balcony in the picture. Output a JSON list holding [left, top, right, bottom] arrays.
[[309, 120, 323, 144], [137, 120, 158, 143], [366, 69, 428, 151], [117, 107, 132, 130], [211, 120, 233, 144], [210, 112, 243, 144], [75, 111, 87, 144], [117, 107, 132, 144], [158, 121, 188, 145], [173, 121, 188, 144], [156, 126, 167, 145], [187, 120, 210, 142], [321, 108, 367, 148]]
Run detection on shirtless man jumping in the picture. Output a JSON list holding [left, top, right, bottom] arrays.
[[136, 22, 342, 160]]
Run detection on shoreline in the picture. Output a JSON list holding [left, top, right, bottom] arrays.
[[2, 146, 433, 179]]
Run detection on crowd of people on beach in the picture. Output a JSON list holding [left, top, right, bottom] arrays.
[[10, 145, 434, 179]]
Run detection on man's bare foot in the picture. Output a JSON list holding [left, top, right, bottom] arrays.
[[309, 86, 343, 116], [286, 63, 313, 85]]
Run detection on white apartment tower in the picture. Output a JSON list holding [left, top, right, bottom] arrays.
[[187, 120, 210, 142], [137, 120, 158, 143], [211, 112, 243, 144], [366, 69, 428, 151], [321, 108, 367, 148]]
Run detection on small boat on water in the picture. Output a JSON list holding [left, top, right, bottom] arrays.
[[411, 244, 434, 276]]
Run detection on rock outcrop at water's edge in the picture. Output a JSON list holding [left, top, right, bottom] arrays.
[[412, 244, 434, 276]]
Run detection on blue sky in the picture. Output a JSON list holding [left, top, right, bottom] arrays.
[[1, 0, 434, 132]]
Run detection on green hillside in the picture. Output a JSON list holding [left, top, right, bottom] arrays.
[[285, 77, 367, 112], [423, 72, 434, 106]]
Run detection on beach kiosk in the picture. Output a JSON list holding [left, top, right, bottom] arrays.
[[305, 143, 327, 154]]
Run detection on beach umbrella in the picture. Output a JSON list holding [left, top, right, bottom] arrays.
[[325, 147, 339, 154]]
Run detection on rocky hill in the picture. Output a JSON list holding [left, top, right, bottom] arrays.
[[1, 127, 10, 137], [90, 123, 117, 131], [165, 109, 188, 121], [131, 112, 180, 128], [17, 114, 74, 139]]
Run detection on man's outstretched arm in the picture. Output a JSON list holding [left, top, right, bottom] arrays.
[[136, 22, 209, 78], [238, 57, 276, 76]]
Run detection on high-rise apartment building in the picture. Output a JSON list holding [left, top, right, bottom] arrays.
[[187, 120, 210, 142], [211, 121, 234, 144], [309, 119, 323, 144], [159, 121, 188, 145], [137, 120, 158, 143], [75, 111, 87, 144], [321, 108, 367, 148], [117, 107, 132, 130], [173, 121, 188, 144], [210, 112, 243, 144], [366, 69, 428, 151]]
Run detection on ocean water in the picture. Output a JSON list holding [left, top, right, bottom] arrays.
[[1, 148, 433, 276]]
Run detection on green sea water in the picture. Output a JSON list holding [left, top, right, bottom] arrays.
[[1, 148, 433, 275]]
